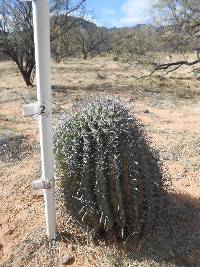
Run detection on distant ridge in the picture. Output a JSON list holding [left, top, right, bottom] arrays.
[[107, 24, 151, 32], [51, 15, 153, 33], [77, 19, 151, 32]]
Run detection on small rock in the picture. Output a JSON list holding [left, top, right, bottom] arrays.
[[96, 72, 106, 79], [6, 229, 15, 236], [162, 156, 171, 161], [61, 255, 73, 265], [185, 183, 191, 187], [129, 97, 135, 102], [143, 109, 149, 113]]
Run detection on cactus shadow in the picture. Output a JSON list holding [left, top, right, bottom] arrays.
[[124, 193, 200, 267], [56, 193, 200, 267]]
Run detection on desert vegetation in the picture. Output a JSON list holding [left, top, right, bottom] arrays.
[[1, 0, 200, 266], [1, 0, 200, 85], [54, 97, 168, 239]]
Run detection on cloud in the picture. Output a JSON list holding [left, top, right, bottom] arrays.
[[92, 19, 102, 27], [84, 15, 102, 26], [120, 0, 150, 26]]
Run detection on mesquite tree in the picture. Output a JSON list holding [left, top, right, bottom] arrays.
[[0, 1, 35, 86], [75, 27, 108, 59], [0, 0, 87, 86], [151, 0, 200, 74]]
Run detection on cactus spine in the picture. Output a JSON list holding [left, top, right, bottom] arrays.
[[54, 97, 166, 238]]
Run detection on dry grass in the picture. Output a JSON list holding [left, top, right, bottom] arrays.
[[0, 56, 200, 266]]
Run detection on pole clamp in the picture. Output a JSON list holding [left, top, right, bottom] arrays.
[[23, 102, 46, 117], [32, 178, 55, 191]]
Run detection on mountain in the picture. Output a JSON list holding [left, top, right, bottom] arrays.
[[51, 15, 154, 35], [107, 24, 151, 32]]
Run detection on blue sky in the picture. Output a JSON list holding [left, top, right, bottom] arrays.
[[87, 0, 151, 28]]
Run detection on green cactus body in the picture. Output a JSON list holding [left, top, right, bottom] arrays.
[[108, 134, 126, 237], [54, 97, 167, 238], [95, 132, 114, 230]]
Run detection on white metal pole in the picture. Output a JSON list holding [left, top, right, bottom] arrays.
[[32, 0, 56, 239]]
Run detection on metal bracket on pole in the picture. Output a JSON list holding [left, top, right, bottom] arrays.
[[23, 102, 46, 117], [32, 178, 55, 191]]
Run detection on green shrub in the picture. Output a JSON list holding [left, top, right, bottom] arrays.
[[54, 96, 167, 238]]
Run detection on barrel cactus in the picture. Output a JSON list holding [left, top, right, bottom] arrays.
[[54, 96, 167, 238]]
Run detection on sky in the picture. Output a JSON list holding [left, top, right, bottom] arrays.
[[87, 0, 151, 28]]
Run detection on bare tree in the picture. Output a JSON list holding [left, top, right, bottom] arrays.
[[110, 26, 159, 67], [0, 0, 87, 85], [110, 1, 200, 77], [74, 27, 108, 59], [0, 0, 35, 85], [151, 0, 200, 74]]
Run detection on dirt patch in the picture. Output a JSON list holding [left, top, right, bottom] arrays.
[[1, 57, 200, 266]]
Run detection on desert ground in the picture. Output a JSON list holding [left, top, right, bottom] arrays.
[[0, 56, 200, 266]]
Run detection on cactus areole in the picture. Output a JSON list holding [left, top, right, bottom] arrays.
[[54, 97, 166, 238]]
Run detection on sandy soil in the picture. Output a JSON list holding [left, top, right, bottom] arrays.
[[0, 57, 200, 266]]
